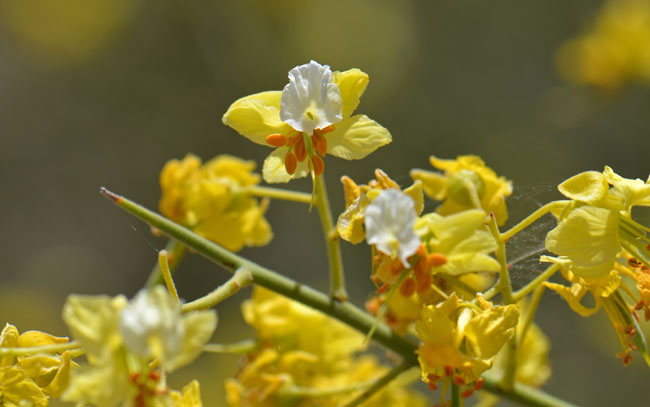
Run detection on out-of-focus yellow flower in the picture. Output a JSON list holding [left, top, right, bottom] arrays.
[[171, 380, 204, 407], [417, 294, 519, 394], [556, 0, 650, 90], [228, 287, 426, 407], [242, 287, 364, 371], [337, 169, 423, 244], [159, 154, 272, 252], [0, 323, 72, 404], [223, 61, 391, 183], [61, 286, 216, 407], [411, 155, 512, 226], [0, 0, 139, 67]]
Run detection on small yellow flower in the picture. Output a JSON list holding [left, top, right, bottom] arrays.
[[0, 323, 72, 403], [61, 287, 217, 407], [223, 60, 391, 183], [170, 380, 204, 407], [411, 155, 512, 225], [416, 294, 519, 395], [337, 169, 423, 244], [556, 0, 650, 90], [160, 154, 272, 252]]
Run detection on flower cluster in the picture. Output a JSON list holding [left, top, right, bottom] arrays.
[[543, 166, 650, 365], [225, 287, 428, 407], [557, 0, 650, 90]]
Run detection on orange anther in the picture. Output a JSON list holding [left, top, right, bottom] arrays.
[[427, 373, 441, 382], [624, 325, 636, 335], [390, 258, 404, 275], [287, 133, 301, 146], [399, 277, 416, 297], [453, 374, 465, 386], [265, 133, 288, 147], [428, 381, 438, 391], [628, 258, 642, 268], [415, 244, 427, 258], [474, 377, 485, 391], [311, 154, 325, 175], [312, 134, 328, 157], [313, 124, 334, 136], [149, 371, 161, 381], [284, 152, 297, 175], [635, 300, 645, 310], [645, 308, 650, 321], [444, 366, 454, 377], [428, 253, 448, 267], [294, 137, 307, 161], [416, 273, 433, 293], [461, 389, 474, 399], [376, 283, 389, 294], [129, 373, 140, 383]]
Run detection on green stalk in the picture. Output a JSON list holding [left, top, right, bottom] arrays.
[[182, 267, 253, 312], [314, 174, 348, 301], [99, 187, 578, 407], [500, 201, 569, 242], [146, 239, 186, 288]]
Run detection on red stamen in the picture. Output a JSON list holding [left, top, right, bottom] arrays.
[[461, 389, 474, 399], [311, 155, 324, 175], [444, 366, 454, 377], [265, 133, 288, 147], [399, 277, 416, 297], [428, 253, 448, 267], [284, 152, 297, 175], [474, 377, 485, 391], [294, 137, 307, 161], [376, 283, 389, 294], [453, 374, 465, 386]]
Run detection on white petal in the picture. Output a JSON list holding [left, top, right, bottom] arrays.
[[280, 60, 342, 135]]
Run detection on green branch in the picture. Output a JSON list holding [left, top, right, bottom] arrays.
[[99, 187, 578, 407]]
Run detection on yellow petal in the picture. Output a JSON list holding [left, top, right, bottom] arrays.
[[464, 304, 519, 359], [336, 194, 371, 244], [545, 206, 620, 279], [558, 170, 609, 203], [62, 294, 127, 360], [18, 330, 68, 348], [43, 350, 71, 398], [262, 147, 310, 183], [0, 365, 48, 407], [326, 115, 392, 160], [410, 169, 447, 201], [222, 91, 290, 146], [1, 323, 19, 367], [332, 68, 369, 118], [404, 180, 424, 215], [543, 282, 600, 317], [172, 380, 203, 407], [603, 165, 650, 209], [164, 310, 217, 371]]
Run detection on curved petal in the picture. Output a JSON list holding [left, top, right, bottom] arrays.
[[543, 282, 600, 317], [333, 69, 369, 118], [558, 171, 609, 203], [222, 91, 291, 146], [326, 115, 392, 160], [262, 147, 310, 183]]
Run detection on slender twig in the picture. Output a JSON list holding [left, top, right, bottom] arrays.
[[99, 187, 579, 407], [245, 185, 312, 204], [500, 201, 568, 242], [512, 264, 560, 302], [203, 339, 259, 354], [159, 250, 179, 302], [182, 266, 253, 313], [451, 380, 460, 407], [146, 239, 186, 288]]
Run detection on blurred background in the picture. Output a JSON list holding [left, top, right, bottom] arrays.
[[1, 0, 649, 405]]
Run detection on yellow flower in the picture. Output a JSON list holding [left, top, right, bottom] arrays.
[[0, 323, 72, 403], [556, 0, 650, 90], [160, 154, 272, 252], [415, 209, 500, 277], [228, 288, 427, 407], [222, 61, 392, 183], [337, 169, 423, 244], [411, 155, 512, 226], [242, 287, 364, 371], [541, 255, 650, 366], [171, 380, 204, 407], [61, 287, 217, 407], [417, 294, 519, 387]]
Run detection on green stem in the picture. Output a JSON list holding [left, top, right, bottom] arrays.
[[314, 174, 348, 301], [99, 187, 578, 407], [512, 264, 560, 302], [146, 239, 186, 288], [481, 372, 577, 407], [451, 380, 460, 407], [182, 266, 253, 313], [488, 213, 514, 304], [0, 342, 80, 356], [342, 361, 412, 407], [203, 339, 259, 354], [245, 185, 312, 204], [519, 285, 545, 344], [159, 250, 179, 302], [501, 201, 569, 242]]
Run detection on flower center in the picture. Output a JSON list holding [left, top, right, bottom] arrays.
[[265, 125, 335, 176]]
